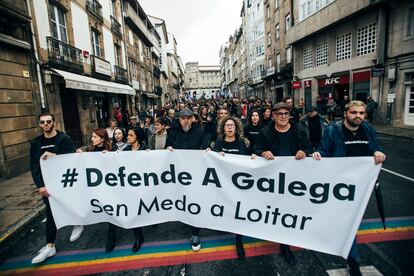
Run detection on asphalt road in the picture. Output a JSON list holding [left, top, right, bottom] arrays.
[[0, 134, 413, 275]]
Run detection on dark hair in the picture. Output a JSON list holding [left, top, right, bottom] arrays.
[[155, 117, 166, 126], [128, 127, 146, 144], [282, 96, 292, 102], [38, 113, 55, 121], [248, 109, 262, 126], [91, 128, 112, 151], [112, 127, 126, 143]]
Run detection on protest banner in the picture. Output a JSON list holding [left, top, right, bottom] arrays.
[[40, 150, 381, 258]]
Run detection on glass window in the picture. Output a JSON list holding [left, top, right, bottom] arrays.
[[50, 4, 68, 43], [91, 29, 101, 57], [357, 23, 377, 56], [303, 47, 313, 69], [286, 46, 292, 63], [336, 32, 352, 61], [316, 41, 328, 66], [114, 44, 121, 66], [276, 24, 280, 39], [408, 8, 414, 37], [286, 14, 291, 31]]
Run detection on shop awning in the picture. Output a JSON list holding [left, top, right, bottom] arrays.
[[143, 93, 159, 98], [52, 69, 136, 96]]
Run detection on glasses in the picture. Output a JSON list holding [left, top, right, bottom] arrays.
[[225, 124, 235, 128], [349, 111, 366, 115], [275, 112, 290, 117], [39, 120, 53, 125]]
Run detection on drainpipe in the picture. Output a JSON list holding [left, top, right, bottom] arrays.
[[27, 0, 47, 111]]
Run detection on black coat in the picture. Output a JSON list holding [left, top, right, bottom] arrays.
[[30, 131, 76, 188], [165, 123, 209, 150], [254, 122, 312, 156]]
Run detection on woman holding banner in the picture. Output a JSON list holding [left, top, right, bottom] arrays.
[[213, 116, 250, 259], [105, 127, 147, 253]]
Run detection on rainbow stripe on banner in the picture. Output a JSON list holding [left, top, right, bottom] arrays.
[[1, 217, 413, 275]]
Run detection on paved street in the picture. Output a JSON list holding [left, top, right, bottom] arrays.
[[0, 134, 413, 275]]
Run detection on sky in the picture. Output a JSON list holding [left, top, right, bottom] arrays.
[[139, 0, 243, 66]]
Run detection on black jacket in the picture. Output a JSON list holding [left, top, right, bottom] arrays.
[[254, 122, 312, 156], [213, 138, 250, 155], [165, 123, 209, 150], [30, 131, 76, 188]]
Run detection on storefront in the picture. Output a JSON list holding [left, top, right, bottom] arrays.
[[51, 69, 135, 146], [353, 70, 371, 103], [317, 75, 349, 115]]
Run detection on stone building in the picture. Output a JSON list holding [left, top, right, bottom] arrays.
[[184, 62, 220, 100], [0, 0, 41, 178], [286, 0, 414, 128], [263, 0, 293, 103]]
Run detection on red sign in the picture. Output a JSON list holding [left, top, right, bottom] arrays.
[[83, 51, 89, 58], [292, 81, 301, 89], [304, 80, 311, 88], [318, 75, 349, 87]]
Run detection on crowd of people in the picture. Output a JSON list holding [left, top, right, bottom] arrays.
[[30, 95, 385, 276]]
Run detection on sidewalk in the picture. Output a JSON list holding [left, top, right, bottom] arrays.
[[0, 172, 43, 245], [0, 124, 413, 246]]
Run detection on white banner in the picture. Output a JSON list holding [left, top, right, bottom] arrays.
[[40, 150, 381, 258]]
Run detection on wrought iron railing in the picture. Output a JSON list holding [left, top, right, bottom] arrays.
[[111, 16, 122, 38], [114, 65, 128, 84], [86, 0, 103, 22], [47, 37, 83, 73]]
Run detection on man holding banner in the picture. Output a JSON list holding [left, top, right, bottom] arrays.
[[313, 100, 386, 276], [254, 102, 312, 265], [165, 107, 210, 252], [30, 114, 83, 264]]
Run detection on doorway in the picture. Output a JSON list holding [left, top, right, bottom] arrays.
[[60, 88, 83, 148]]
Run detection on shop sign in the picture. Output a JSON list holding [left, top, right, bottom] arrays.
[[372, 66, 385, 77], [93, 56, 112, 77], [132, 80, 140, 90], [292, 81, 301, 89], [387, 93, 395, 103], [304, 80, 311, 88], [318, 76, 349, 87]]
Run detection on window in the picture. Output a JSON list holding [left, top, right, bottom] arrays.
[[336, 32, 352, 61], [91, 29, 101, 57], [111, 0, 116, 18], [357, 23, 377, 56], [316, 41, 328, 66], [267, 6, 270, 19], [307, 0, 313, 16], [267, 32, 271, 46], [275, 0, 279, 9], [286, 46, 292, 63], [276, 24, 280, 39], [303, 47, 313, 69], [130, 59, 137, 80], [114, 44, 121, 66], [285, 14, 291, 31], [50, 4, 68, 43], [408, 8, 414, 37], [276, 53, 281, 71], [268, 58, 272, 68]]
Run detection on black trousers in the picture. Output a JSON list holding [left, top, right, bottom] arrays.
[[43, 197, 57, 244]]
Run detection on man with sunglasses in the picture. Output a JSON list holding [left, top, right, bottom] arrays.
[[312, 100, 386, 276], [254, 102, 312, 265], [30, 114, 84, 264]]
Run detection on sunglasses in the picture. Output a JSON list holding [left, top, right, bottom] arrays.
[[39, 120, 53, 125]]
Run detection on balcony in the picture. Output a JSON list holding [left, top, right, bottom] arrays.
[[114, 65, 128, 84], [86, 0, 103, 23], [153, 65, 160, 77], [124, 2, 154, 46], [46, 37, 83, 73], [111, 16, 122, 38], [154, 85, 162, 96]]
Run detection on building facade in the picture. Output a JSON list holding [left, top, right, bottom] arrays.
[[286, 0, 414, 129], [0, 0, 41, 178], [185, 62, 220, 99]]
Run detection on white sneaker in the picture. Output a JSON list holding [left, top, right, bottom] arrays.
[[191, 235, 201, 252], [69, 225, 84, 242], [32, 245, 56, 264]]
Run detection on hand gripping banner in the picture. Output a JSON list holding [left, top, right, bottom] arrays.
[[40, 150, 381, 258]]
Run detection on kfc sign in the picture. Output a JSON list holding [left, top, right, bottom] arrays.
[[318, 75, 349, 87]]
